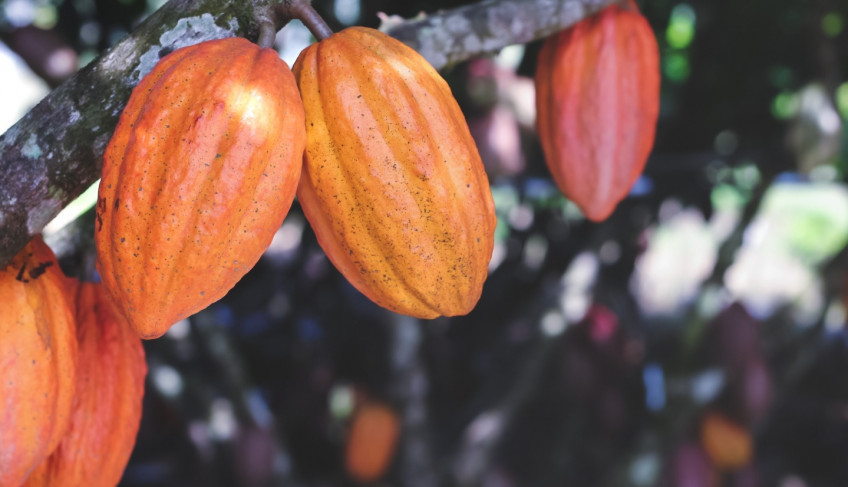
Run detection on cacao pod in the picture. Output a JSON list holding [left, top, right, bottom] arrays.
[[24, 281, 147, 487], [96, 37, 306, 338], [535, 0, 660, 221], [663, 442, 718, 487], [345, 401, 400, 483], [293, 27, 496, 318], [700, 411, 753, 470], [0, 236, 77, 486]]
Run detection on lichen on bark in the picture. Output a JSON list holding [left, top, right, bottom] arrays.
[[382, 0, 618, 69]]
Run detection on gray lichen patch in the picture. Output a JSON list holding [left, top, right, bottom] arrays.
[[0, 122, 22, 146], [101, 36, 140, 75], [486, 3, 527, 39], [444, 12, 472, 33], [415, 26, 449, 69], [133, 14, 239, 82], [92, 133, 113, 167], [386, 0, 617, 70], [22, 134, 42, 160], [159, 13, 238, 45], [559, 2, 588, 28]]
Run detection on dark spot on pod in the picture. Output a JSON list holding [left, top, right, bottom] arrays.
[[28, 261, 54, 280], [15, 263, 27, 282], [96, 197, 106, 231]]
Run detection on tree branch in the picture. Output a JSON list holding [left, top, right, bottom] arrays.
[[382, 0, 619, 69], [0, 0, 616, 267]]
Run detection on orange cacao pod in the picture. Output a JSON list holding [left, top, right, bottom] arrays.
[[96, 37, 306, 338], [0, 236, 77, 486], [700, 411, 753, 470], [24, 282, 147, 487], [535, 0, 660, 221], [345, 402, 400, 483], [293, 27, 496, 318]]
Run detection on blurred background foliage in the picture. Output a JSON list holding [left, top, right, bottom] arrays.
[[3, 0, 848, 486]]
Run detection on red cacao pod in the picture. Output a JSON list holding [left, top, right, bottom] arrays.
[[535, 0, 660, 221], [96, 37, 306, 338], [23, 282, 146, 487], [293, 27, 496, 318], [345, 402, 400, 483], [0, 236, 77, 486]]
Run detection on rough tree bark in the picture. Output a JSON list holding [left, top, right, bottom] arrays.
[[0, 0, 619, 267]]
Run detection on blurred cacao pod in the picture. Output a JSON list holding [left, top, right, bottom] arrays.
[[707, 302, 760, 370], [739, 357, 773, 425], [345, 401, 401, 483], [293, 27, 496, 318], [535, 0, 660, 221], [700, 411, 753, 470], [662, 442, 718, 487], [0, 236, 77, 486], [24, 282, 146, 487], [96, 37, 306, 338]]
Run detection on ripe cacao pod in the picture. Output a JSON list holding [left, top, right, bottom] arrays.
[[23, 281, 147, 487], [96, 37, 306, 338], [293, 27, 496, 318], [345, 402, 400, 483], [0, 236, 77, 486], [535, 0, 660, 221], [700, 411, 753, 470]]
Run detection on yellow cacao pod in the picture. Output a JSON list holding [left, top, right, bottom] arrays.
[[293, 27, 496, 319]]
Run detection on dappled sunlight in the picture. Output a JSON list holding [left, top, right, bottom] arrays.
[[725, 181, 848, 317], [632, 206, 717, 317], [560, 251, 598, 322], [0, 42, 48, 133]]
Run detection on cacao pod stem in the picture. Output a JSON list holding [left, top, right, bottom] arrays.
[[286, 0, 333, 40]]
